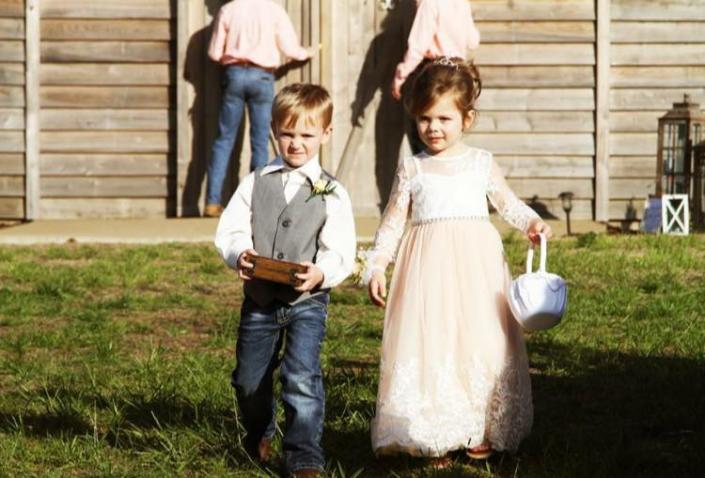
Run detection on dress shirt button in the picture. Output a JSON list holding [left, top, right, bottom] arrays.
[[282, 219, 291, 227], [277, 252, 284, 260]]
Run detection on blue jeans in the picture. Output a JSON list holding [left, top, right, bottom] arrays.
[[207, 65, 274, 205], [232, 294, 329, 473]]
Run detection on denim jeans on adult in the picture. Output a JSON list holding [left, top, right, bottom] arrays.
[[232, 294, 329, 473], [207, 65, 274, 205]]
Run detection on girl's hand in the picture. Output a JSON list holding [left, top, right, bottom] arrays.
[[368, 270, 387, 308], [237, 249, 258, 280], [527, 220, 552, 245]]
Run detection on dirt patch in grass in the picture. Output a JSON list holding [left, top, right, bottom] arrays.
[[121, 307, 237, 358]]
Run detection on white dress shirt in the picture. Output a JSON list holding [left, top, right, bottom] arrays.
[[214, 155, 356, 289]]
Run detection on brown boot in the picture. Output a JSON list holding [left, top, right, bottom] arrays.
[[257, 437, 272, 463], [204, 204, 223, 217], [292, 469, 321, 478], [429, 455, 452, 469]]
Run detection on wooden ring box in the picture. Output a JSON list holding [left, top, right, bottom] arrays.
[[246, 255, 307, 287]]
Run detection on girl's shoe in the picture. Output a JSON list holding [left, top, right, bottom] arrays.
[[466, 443, 493, 460]]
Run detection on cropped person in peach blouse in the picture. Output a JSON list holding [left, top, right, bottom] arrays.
[[205, 0, 315, 217], [393, 0, 481, 153]]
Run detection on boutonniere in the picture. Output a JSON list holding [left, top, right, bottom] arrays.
[[307, 178, 336, 201]]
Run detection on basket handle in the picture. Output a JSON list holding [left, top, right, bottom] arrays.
[[525, 233, 547, 274]]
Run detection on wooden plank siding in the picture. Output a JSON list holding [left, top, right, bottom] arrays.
[[608, 0, 705, 219], [39, 198, 168, 218], [323, 0, 603, 219], [322, 0, 705, 222], [0, 2, 23, 218], [41, 42, 171, 63], [41, 154, 168, 176], [0, 63, 23, 85], [35, 1, 175, 218], [1, 0, 698, 220], [0, 18, 23, 39], [0, 107, 23, 128], [41, 64, 171, 86], [470, 0, 597, 219], [0, 0, 23, 18], [41, 19, 171, 40], [40, 109, 171, 130], [40, 0, 172, 20]]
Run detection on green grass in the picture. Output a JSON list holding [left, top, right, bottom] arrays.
[[0, 235, 704, 477]]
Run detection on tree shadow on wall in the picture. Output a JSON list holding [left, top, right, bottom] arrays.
[[350, 0, 416, 211]]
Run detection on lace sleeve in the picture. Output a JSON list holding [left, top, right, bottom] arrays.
[[486, 154, 540, 234], [362, 159, 412, 283]]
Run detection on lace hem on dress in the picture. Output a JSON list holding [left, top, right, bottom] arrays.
[[372, 357, 533, 456]]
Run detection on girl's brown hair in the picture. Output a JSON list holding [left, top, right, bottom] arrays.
[[404, 57, 482, 118]]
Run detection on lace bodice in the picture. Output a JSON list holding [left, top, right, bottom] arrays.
[[366, 148, 539, 278]]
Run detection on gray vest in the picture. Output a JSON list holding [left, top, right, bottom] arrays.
[[244, 167, 332, 307]]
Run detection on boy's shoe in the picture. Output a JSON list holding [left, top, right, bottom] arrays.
[[204, 204, 223, 217], [429, 455, 452, 469], [292, 469, 321, 478], [257, 437, 272, 463], [245, 437, 272, 464]]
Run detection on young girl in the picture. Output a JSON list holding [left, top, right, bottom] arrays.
[[366, 57, 551, 466], [393, 0, 481, 154]]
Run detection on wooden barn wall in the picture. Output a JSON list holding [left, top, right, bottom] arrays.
[[608, 0, 705, 220], [2, 0, 703, 221], [472, 0, 597, 220], [327, 0, 413, 216], [176, 0, 321, 217], [34, 0, 175, 218], [0, 0, 25, 219], [328, 0, 598, 219]]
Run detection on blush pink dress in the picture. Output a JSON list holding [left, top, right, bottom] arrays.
[[367, 147, 540, 457]]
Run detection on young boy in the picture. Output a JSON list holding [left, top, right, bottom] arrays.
[[205, 0, 315, 217], [214, 84, 356, 478]]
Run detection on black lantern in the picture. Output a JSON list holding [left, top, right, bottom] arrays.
[[693, 142, 705, 230], [656, 94, 705, 197], [558, 191, 574, 236]]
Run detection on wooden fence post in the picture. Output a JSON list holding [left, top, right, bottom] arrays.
[[176, 0, 188, 217], [319, 0, 333, 170], [25, 0, 40, 219], [595, 0, 611, 221]]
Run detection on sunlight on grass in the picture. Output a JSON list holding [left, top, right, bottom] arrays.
[[0, 236, 703, 476]]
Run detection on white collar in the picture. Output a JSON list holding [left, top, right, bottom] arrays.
[[261, 155, 322, 184]]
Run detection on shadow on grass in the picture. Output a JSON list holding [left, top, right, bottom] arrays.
[[1, 341, 703, 477], [0, 409, 92, 437], [524, 340, 705, 477], [321, 341, 705, 477]]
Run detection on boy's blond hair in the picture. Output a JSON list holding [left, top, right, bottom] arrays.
[[272, 83, 333, 130]]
